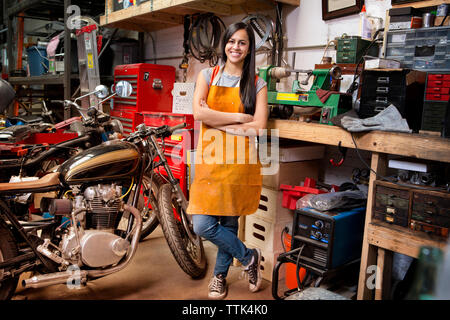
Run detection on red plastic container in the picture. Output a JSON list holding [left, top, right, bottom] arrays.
[[280, 178, 329, 210]]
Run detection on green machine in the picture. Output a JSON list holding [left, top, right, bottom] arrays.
[[258, 64, 351, 125]]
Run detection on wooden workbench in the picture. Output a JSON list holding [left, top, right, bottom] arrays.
[[268, 119, 450, 300]]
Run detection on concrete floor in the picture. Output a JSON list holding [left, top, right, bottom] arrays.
[[13, 227, 275, 300]]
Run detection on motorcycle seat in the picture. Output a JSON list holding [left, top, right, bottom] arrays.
[[0, 172, 60, 193]]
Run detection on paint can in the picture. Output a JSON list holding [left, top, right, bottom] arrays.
[[422, 13, 435, 28]]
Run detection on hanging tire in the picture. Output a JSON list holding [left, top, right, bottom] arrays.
[[0, 223, 19, 300], [157, 183, 207, 279]]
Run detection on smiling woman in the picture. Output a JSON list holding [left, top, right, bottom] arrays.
[[224, 29, 250, 66], [187, 21, 268, 300]]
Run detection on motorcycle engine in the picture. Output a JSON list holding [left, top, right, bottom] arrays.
[[84, 184, 123, 231], [61, 183, 130, 268]]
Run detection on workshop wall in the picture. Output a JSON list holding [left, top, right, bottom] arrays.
[[142, 0, 391, 188], [144, 0, 392, 85]]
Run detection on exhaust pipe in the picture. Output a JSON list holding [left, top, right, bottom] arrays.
[[23, 270, 88, 289], [22, 204, 142, 289]]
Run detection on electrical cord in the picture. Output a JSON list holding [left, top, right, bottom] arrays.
[[274, 3, 284, 66], [146, 32, 157, 64], [440, 14, 449, 27], [346, 28, 385, 95], [295, 244, 305, 291], [281, 226, 289, 252]]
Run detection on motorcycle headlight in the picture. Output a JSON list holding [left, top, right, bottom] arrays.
[[110, 119, 123, 135]]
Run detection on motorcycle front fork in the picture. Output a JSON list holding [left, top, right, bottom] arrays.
[[149, 135, 196, 241]]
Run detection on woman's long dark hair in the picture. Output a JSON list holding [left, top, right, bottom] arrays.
[[221, 22, 256, 115]]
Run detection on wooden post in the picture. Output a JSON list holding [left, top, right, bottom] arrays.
[[375, 247, 393, 300], [357, 152, 387, 300]]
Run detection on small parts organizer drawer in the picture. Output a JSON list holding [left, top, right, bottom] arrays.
[[336, 36, 378, 64], [372, 180, 450, 239], [425, 93, 450, 101], [373, 182, 410, 227], [428, 74, 450, 81], [411, 193, 450, 238], [426, 73, 450, 101]]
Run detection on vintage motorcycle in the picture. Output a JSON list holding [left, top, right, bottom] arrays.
[[0, 83, 160, 240], [0, 83, 206, 299]]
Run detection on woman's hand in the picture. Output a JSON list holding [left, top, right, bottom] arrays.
[[200, 99, 209, 109], [238, 113, 254, 123]]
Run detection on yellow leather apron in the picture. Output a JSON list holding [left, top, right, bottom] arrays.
[[187, 66, 262, 216]]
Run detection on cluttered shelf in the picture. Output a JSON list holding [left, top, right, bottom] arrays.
[[367, 221, 448, 258], [99, 0, 299, 32], [267, 119, 450, 163], [392, 0, 450, 9]]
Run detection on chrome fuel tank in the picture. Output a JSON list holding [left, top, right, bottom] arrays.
[[59, 140, 140, 184]]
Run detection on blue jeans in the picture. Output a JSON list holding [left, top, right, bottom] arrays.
[[192, 214, 254, 277]]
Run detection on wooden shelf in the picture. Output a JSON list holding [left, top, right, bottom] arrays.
[[367, 221, 448, 258], [392, 0, 450, 9], [268, 120, 450, 163], [100, 0, 300, 32]]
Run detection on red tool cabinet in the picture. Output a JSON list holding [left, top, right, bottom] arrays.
[[110, 63, 176, 135], [110, 63, 194, 197]]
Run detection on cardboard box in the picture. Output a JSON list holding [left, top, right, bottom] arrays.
[[262, 142, 325, 163], [252, 187, 293, 223], [262, 160, 319, 190], [365, 58, 401, 70]]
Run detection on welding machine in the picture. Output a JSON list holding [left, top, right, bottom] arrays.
[[291, 206, 366, 270], [272, 206, 366, 299]]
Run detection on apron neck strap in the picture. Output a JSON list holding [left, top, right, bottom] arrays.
[[210, 65, 224, 87]]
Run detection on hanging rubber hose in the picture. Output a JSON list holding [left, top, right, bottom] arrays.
[[188, 13, 226, 66]]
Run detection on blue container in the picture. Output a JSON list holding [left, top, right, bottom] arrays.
[[27, 46, 48, 76]]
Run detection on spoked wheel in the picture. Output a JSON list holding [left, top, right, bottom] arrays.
[[122, 174, 162, 241], [0, 224, 19, 300], [138, 174, 164, 240], [157, 183, 206, 279]]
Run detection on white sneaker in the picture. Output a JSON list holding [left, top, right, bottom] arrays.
[[208, 274, 227, 300], [243, 248, 262, 293]]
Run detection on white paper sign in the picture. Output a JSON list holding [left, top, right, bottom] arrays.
[[172, 82, 195, 114]]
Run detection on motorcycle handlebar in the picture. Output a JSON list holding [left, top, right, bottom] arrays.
[[169, 123, 187, 133], [127, 122, 187, 141], [50, 100, 64, 105]]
